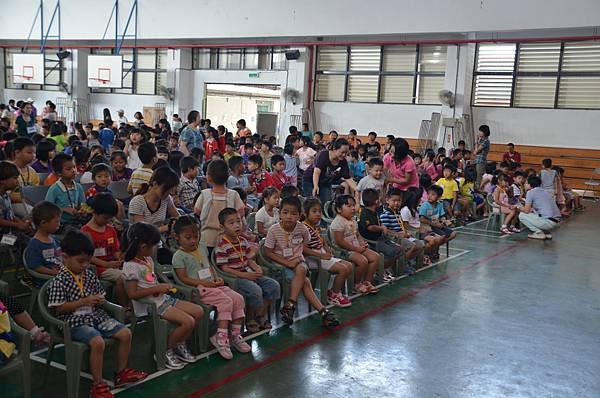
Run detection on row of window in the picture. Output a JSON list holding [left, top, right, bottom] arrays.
[[90, 48, 167, 95], [4, 48, 65, 91], [192, 47, 288, 70], [314, 45, 447, 104], [472, 41, 600, 109]]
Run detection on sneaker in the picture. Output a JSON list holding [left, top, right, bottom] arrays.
[[280, 301, 296, 325], [90, 382, 113, 398], [528, 231, 547, 240], [545, 233, 552, 240], [509, 226, 521, 233], [328, 292, 352, 308], [164, 349, 185, 370], [500, 226, 512, 235], [175, 343, 196, 363], [229, 333, 252, 353], [382, 270, 394, 282], [114, 368, 148, 388], [210, 333, 233, 360], [321, 310, 340, 329]]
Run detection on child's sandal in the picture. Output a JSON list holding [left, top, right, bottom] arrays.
[[245, 320, 260, 334], [280, 301, 296, 325], [258, 318, 272, 330]]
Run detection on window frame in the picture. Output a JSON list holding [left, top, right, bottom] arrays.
[[472, 41, 600, 110], [89, 48, 167, 96], [192, 47, 288, 71], [314, 44, 447, 105], [3, 48, 66, 91]]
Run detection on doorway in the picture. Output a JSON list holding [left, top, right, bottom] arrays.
[[204, 83, 281, 137]]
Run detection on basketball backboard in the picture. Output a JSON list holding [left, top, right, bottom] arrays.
[[88, 55, 123, 88], [12, 53, 45, 84]]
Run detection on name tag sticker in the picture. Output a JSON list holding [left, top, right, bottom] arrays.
[[74, 305, 92, 316], [93, 248, 107, 257], [291, 236, 303, 245], [1, 234, 17, 246], [42, 248, 55, 259], [197, 268, 212, 280], [27, 126, 37, 134], [282, 248, 293, 257]]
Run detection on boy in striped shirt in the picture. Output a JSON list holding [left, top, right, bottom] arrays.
[[214, 208, 280, 333]]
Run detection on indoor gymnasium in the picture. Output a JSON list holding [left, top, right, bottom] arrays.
[[0, 1, 599, 397]]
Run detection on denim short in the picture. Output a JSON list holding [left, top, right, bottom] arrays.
[[71, 319, 125, 344], [157, 295, 179, 316], [283, 263, 310, 282]]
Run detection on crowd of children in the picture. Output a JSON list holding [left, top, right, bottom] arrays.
[[0, 100, 583, 396]]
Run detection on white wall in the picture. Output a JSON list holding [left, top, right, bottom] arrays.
[[313, 102, 441, 137], [472, 107, 600, 149], [2, 0, 599, 41]]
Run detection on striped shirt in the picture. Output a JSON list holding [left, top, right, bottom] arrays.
[[128, 167, 153, 195], [214, 236, 252, 271], [379, 208, 404, 232], [264, 222, 310, 263], [303, 222, 323, 251]]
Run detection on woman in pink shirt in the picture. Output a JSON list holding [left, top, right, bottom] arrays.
[[383, 138, 419, 191]]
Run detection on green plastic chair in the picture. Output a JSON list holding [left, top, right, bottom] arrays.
[[361, 236, 404, 278], [37, 281, 126, 398], [257, 239, 290, 308], [486, 193, 505, 231], [246, 212, 257, 235], [208, 247, 239, 292], [155, 260, 215, 353], [0, 244, 19, 279], [0, 280, 32, 398], [22, 252, 54, 314]]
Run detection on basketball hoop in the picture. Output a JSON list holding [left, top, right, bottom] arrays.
[[89, 68, 112, 87], [13, 65, 34, 82]]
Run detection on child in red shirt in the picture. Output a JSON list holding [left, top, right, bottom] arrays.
[[81, 193, 128, 307], [247, 154, 275, 195], [269, 154, 290, 190]]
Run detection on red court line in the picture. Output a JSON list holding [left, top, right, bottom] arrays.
[[186, 242, 521, 398]]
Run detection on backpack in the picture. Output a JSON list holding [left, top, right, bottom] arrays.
[[198, 188, 238, 227]]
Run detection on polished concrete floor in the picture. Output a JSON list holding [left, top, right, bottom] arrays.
[[2, 204, 600, 397]]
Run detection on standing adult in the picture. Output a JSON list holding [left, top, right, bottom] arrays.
[[25, 98, 38, 120], [303, 138, 357, 203], [383, 138, 419, 191], [518, 175, 561, 240], [15, 102, 36, 137], [474, 125, 491, 186], [116, 109, 128, 125], [179, 110, 204, 156]]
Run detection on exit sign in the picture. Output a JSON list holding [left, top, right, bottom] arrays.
[[248, 72, 260, 78]]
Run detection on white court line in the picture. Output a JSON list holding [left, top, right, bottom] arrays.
[[29, 355, 115, 387], [457, 230, 510, 239]]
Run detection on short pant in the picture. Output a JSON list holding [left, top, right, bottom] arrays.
[[99, 268, 124, 283], [157, 295, 179, 316], [71, 318, 125, 344], [431, 226, 454, 237]]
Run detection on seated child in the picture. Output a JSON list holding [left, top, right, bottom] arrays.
[[492, 174, 521, 235], [82, 193, 128, 307], [512, 171, 527, 204], [419, 185, 457, 258], [172, 216, 251, 360], [45, 153, 86, 229], [255, 187, 280, 237], [122, 222, 204, 370], [227, 156, 257, 209], [194, 160, 245, 253], [24, 202, 62, 287], [127, 142, 157, 196], [10, 137, 40, 218], [436, 164, 459, 219], [400, 188, 443, 264], [0, 299, 16, 367], [0, 161, 32, 251], [47, 230, 147, 396], [331, 195, 379, 295], [247, 154, 275, 199], [348, 150, 366, 181], [215, 208, 280, 333], [263, 197, 339, 328], [303, 198, 353, 307], [85, 163, 126, 220], [176, 156, 201, 213], [376, 188, 424, 273], [269, 154, 290, 191], [355, 157, 385, 205], [110, 151, 133, 182], [280, 185, 300, 201]]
